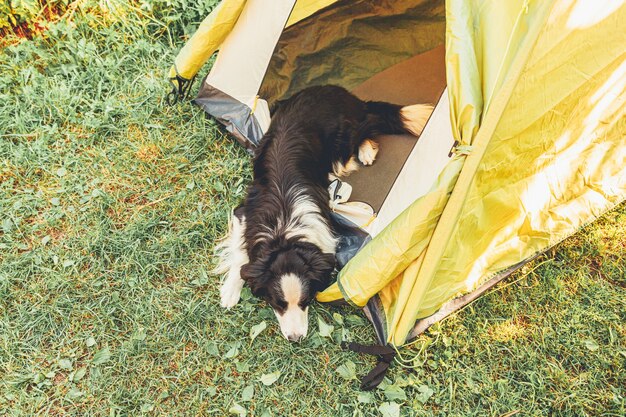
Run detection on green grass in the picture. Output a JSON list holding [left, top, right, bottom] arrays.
[[0, 3, 624, 416]]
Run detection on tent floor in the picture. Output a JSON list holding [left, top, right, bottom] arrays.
[[342, 45, 446, 213]]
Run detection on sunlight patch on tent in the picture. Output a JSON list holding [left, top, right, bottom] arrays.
[[566, 0, 623, 29], [579, 60, 626, 147]]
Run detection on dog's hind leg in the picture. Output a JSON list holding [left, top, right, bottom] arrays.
[[332, 156, 360, 178], [215, 209, 248, 309]]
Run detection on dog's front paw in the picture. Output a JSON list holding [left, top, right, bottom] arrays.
[[220, 278, 244, 309], [358, 139, 379, 166]]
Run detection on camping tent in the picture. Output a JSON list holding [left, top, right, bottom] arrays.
[[170, 0, 626, 386]]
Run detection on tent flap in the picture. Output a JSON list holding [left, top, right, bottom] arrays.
[[194, 83, 264, 149], [321, 0, 626, 347], [169, 0, 247, 86]]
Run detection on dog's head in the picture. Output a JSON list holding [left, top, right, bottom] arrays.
[[241, 241, 335, 342]]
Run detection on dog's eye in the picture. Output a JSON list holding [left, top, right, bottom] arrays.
[[299, 294, 316, 309], [269, 298, 287, 313]]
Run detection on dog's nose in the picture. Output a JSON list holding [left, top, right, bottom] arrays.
[[286, 333, 304, 343]]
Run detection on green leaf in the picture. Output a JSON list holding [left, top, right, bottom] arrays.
[[357, 392, 374, 403], [224, 344, 240, 359], [140, 403, 154, 413], [332, 313, 344, 325], [66, 387, 84, 400], [240, 287, 253, 301], [584, 339, 599, 351], [58, 358, 73, 370], [190, 269, 209, 286], [72, 367, 87, 382], [258, 371, 281, 386], [317, 317, 334, 338], [56, 167, 67, 177], [7, 373, 33, 386], [346, 314, 365, 326], [377, 377, 392, 390], [92, 346, 111, 365], [206, 341, 220, 357], [86, 337, 96, 347], [62, 259, 75, 268], [132, 327, 147, 341], [2, 218, 13, 233], [249, 321, 267, 342], [241, 384, 254, 402], [415, 384, 434, 404], [50, 197, 61, 206], [228, 403, 246, 416], [336, 360, 357, 380], [378, 402, 400, 417], [383, 384, 407, 401], [235, 361, 251, 373]]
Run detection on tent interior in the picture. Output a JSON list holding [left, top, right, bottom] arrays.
[[257, 0, 455, 235]]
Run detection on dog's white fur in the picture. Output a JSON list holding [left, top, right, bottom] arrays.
[[358, 139, 379, 166], [400, 104, 433, 137], [274, 273, 308, 341], [214, 213, 248, 309], [250, 186, 336, 254], [284, 191, 336, 254]]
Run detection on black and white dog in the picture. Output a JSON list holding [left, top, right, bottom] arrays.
[[215, 85, 432, 341]]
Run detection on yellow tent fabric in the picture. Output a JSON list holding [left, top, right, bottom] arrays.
[[318, 0, 626, 346], [169, 0, 339, 85], [169, 0, 246, 85], [286, 0, 337, 26]]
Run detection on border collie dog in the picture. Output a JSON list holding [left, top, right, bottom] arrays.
[[215, 85, 432, 341]]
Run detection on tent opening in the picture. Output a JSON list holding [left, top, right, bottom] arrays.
[[257, 0, 452, 236]]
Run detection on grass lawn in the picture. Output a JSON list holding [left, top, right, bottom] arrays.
[[1, 2, 624, 416]]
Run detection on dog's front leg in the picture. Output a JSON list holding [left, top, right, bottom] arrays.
[[220, 263, 247, 308], [216, 212, 248, 309]]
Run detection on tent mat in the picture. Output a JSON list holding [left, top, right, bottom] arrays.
[[341, 45, 446, 212]]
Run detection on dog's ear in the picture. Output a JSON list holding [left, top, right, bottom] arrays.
[[241, 253, 272, 298], [307, 251, 336, 292]]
